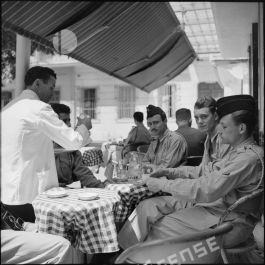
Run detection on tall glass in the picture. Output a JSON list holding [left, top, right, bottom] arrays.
[[114, 160, 128, 181], [127, 152, 142, 182], [119, 160, 128, 180], [141, 162, 156, 181]]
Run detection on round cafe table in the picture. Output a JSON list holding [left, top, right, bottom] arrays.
[[32, 188, 120, 254]]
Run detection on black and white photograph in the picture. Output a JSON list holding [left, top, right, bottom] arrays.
[[1, 2, 264, 264]]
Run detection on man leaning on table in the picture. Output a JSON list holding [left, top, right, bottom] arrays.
[[142, 104, 188, 168], [51, 102, 107, 188], [1, 66, 92, 223], [119, 95, 264, 252]]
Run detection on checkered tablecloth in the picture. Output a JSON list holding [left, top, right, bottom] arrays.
[[106, 183, 168, 223], [32, 188, 120, 254], [82, 148, 103, 166]]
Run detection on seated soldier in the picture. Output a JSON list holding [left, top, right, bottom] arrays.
[[118, 95, 264, 251], [175, 108, 206, 157], [193, 96, 231, 166], [51, 103, 107, 188], [121, 111, 152, 158], [142, 104, 188, 168]]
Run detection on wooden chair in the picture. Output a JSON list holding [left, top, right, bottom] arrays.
[[115, 222, 233, 264], [136, 144, 150, 154], [121, 144, 136, 159], [135, 145, 150, 163], [219, 188, 264, 263]]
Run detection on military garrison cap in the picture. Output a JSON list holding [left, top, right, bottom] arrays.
[[146, 105, 166, 119], [216, 94, 255, 119]]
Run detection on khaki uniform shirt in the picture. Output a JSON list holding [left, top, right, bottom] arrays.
[[143, 129, 188, 168], [202, 130, 231, 164], [178, 131, 231, 179], [160, 137, 264, 221]]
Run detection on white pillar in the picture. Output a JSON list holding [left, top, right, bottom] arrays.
[[258, 2, 264, 137], [15, 34, 31, 98]]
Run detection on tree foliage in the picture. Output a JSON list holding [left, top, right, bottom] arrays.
[[1, 29, 16, 85], [1, 28, 54, 85]]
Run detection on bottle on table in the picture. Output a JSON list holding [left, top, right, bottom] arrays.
[[127, 152, 142, 182]]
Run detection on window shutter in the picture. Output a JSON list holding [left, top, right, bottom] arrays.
[[117, 85, 135, 118]]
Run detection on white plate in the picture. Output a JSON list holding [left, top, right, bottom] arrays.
[[66, 181, 81, 189], [78, 192, 99, 201], [46, 189, 68, 198]]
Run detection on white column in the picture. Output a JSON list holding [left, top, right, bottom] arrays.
[[15, 34, 31, 98], [258, 2, 264, 137]]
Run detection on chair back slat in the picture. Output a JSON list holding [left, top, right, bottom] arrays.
[[219, 189, 264, 224], [186, 156, 203, 166], [235, 190, 263, 213], [115, 222, 233, 264]]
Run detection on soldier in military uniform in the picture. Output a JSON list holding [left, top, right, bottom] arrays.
[[142, 105, 188, 168], [121, 111, 152, 158], [193, 96, 231, 170], [118, 94, 263, 250]]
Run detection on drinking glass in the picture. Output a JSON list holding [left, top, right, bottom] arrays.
[[141, 162, 156, 181]]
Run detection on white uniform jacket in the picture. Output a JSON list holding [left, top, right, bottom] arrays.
[[1, 90, 91, 204]]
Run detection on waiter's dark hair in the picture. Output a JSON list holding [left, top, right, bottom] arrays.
[[24, 66, 57, 86]]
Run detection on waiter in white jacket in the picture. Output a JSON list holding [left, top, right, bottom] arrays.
[[1, 66, 92, 222]]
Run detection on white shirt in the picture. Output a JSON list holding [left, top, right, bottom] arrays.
[[1, 89, 91, 204]]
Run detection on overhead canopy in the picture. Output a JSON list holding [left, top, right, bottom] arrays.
[[2, 1, 196, 92]]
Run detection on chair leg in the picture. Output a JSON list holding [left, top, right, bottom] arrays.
[[221, 248, 229, 264]]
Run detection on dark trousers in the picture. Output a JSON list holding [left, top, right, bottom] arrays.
[[2, 203, 36, 223]]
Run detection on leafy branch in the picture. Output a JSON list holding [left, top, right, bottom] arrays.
[[1, 28, 55, 85]]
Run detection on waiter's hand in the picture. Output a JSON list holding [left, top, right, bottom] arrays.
[[76, 114, 92, 130]]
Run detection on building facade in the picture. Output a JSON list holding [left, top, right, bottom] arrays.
[[1, 52, 249, 143]]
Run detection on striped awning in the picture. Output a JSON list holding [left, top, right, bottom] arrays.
[[2, 1, 196, 92]]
